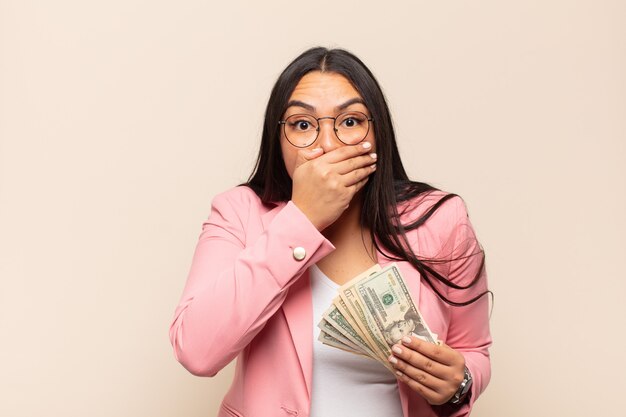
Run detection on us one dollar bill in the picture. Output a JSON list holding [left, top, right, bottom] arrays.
[[317, 263, 438, 373]]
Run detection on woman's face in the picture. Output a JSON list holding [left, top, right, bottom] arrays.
[[384, 318, 416, 345], [280, 71, 376, 178]]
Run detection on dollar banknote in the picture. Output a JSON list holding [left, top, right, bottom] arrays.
[[339, 276, 393, 360], [316, 262, 437, 373], [318, 331, 366, 356], [318, 318, 366, 354], [320, 304, 396, 372], [321, 306, 376, 357], [354, 264, 437, 347]]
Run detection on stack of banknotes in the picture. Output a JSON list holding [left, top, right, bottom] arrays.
[[317, 263, 438, 373]]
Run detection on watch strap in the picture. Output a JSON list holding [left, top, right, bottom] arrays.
[[449, 366, 473, 405]]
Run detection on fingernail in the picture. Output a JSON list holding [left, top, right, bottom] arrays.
[[392, 345, 402, 354], [388, 356, 398, 364], [402, 336, 412, 344], [362, 142, 371, 149], [311, 147, 322, 153], [371, 164, 377, 170], [369, 153, 377, 159], [396, 371, 403, 377]]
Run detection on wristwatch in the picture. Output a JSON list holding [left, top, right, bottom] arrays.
[[449, 366, 473, 405]]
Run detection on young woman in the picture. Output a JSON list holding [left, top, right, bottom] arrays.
[[169, 47, 492, 417]]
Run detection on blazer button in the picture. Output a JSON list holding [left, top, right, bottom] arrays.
[[292, 246, 306, 261]]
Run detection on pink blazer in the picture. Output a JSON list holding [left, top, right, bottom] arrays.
[[169, 186, 491, 417]]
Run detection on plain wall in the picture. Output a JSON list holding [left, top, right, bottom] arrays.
[[1, 1, 624, 416]]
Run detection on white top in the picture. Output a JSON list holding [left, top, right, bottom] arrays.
[[309, 264, 404, 417]]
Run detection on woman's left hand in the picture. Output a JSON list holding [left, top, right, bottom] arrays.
[[388, 335, 466, 405]]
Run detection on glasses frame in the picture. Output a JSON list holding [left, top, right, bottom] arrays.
[[278, 111, 374, 148]]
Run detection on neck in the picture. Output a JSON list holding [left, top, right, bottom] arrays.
[[320, 191, 378, 265], [322, 192, 365, 241]]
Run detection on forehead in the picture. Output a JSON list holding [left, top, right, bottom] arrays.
[[289, 71, 362, 105]]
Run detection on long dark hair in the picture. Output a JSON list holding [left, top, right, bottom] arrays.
[[245, 47, 489, 306]]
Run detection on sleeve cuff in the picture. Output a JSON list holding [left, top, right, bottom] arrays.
[[262, 201, 336, 288]]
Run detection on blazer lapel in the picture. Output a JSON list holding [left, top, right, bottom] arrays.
[[281, 272, 313, 400]]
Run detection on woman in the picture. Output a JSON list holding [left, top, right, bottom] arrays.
[[169, 47, 492, 417]]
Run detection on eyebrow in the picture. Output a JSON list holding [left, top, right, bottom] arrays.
[[285, 100, 315, 112], [335, 98, 366, 112], [284, 98, 367, 113]]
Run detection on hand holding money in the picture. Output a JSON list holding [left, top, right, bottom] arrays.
[[317, 263, 440, 374], [388, 336, 467, 405]]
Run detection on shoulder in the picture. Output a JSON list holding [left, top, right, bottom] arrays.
[[202, 186, 281, 245], [397, 189, 470, 232], [205, 186, 280, 234], [210, 185, 276, 215], [398, 190, 484, 286], [396, 189, 478, 259]]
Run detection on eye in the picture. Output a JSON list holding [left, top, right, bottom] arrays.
[[287, 116, 317, 132], [338, 113, 367, 129], [296, 121, 311, 130]]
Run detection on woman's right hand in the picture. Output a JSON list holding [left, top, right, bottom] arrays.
[[291, 141, 377, 231]]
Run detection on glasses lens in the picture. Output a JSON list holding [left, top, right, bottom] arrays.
[[335, 112, 370, 145], [284, 114, 318, 147]]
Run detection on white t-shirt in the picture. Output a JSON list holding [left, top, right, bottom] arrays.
[[309, 264, 404, 417]]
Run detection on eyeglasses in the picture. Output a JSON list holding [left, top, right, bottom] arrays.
[[278, 111, 374, 148]]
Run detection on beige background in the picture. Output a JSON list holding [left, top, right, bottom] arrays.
[[1, 0, 624, 416]]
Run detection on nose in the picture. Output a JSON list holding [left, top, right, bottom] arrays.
[[316, 118, 341, 152]]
